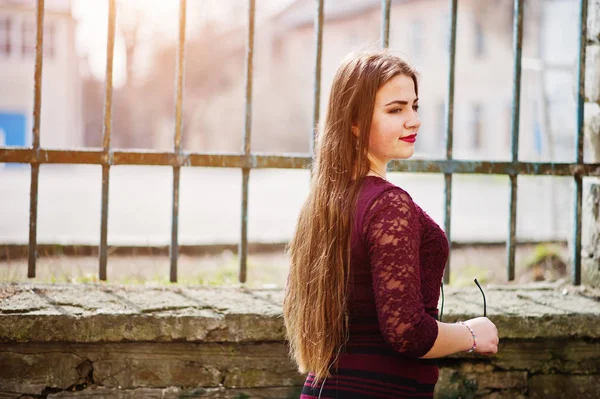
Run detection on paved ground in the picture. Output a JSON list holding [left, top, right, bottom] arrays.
[[0, 165, 574, 245]]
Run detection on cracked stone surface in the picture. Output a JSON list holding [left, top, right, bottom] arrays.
[[0, 283, 599, 343], [0, 284, 287, 343], [0, 341, 303, 396], [45, 386, 303, 398], [591, 0, 600, 43]]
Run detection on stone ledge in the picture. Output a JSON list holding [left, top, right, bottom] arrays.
[[1, 283, 599, 343], [7, 386, 304, 399], [1, 283, 599, 399]]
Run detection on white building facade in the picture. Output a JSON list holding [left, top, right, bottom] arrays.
[[0, 0, 82, 151]]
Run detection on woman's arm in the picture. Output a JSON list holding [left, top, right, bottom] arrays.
[[365, 188, 438, 358], [420, 317, 498, 358], [365, 188, 499, 359]]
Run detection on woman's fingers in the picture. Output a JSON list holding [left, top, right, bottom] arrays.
[[482, 345, 498, 356]]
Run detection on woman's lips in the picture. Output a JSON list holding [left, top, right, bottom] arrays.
[[400, 134, 417, 143]]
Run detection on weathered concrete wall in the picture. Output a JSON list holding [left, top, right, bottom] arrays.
[[583, 0, 600, 288], [0, 283, 599, 399]]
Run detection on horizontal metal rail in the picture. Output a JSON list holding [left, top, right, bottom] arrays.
[[1, 148, 596, 176]]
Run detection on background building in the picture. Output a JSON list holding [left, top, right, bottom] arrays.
[[0, 0, 82, 152], [137, 0, 579, 164]]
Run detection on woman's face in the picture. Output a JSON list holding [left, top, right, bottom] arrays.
[[367, 74, 421, 165]]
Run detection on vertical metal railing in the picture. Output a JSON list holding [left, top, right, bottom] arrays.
[[573, 0, 588, 285], [99, 0, 116, 281], [170, 0, 187, 283], [310, 0, 324, 155], [506, 0, 524, 281], [28, 0, 44, 278], [381, 0, 391, 49], [4, 0, 592, 286], [239, 0, 256, 283], [442, 0, 458, 284]]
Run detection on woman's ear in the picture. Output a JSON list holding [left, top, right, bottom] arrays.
[[351, 125, 359, 137]]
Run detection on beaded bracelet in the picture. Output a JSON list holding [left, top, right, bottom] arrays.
[[457, 321, 477, 353]]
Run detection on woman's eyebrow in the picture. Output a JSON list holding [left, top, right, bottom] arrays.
[[383, 98, 419, 106]]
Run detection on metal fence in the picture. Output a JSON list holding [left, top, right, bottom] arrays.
[[0, 0, 596, 285]]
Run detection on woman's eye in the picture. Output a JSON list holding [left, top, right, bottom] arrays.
[[390, 108, 402, 114], [413, 105, 419, 112]]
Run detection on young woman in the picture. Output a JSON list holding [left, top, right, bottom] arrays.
[[283, 51, 499, 399]]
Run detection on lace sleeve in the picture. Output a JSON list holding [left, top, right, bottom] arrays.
[[364, 188, 438, 358]]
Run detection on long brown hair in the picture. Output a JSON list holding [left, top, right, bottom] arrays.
[[283, 51, 418, 383]]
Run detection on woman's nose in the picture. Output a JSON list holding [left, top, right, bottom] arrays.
[[405, 114, 421, 130]]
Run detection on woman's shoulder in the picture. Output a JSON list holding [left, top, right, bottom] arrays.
[[359, 176, 413, 201], [357, 176, 416, 215], [355, 177, 421, 243]]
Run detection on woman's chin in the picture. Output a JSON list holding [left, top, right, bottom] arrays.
[[395, 149, 415, 160]]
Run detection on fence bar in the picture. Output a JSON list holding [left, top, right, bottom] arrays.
[[381, 0, 391, 48], [310, 0, 324, 155], [507, 175, 517, 280], [99, 0, 117, 281], [27, 0, 45, 278], [170, 0, 187, 283], [573, 0, 588, 285], [442, 0, 458, 284], [442, 174, 452, 283], [28, 165, 39, 278], [239, 0, 256, 283], [506, 0, 524, 281]]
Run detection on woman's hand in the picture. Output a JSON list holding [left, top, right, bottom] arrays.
[[464, 317, 499, 355]]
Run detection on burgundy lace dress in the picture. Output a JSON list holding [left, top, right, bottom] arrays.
[[301, 176, 449, 399]]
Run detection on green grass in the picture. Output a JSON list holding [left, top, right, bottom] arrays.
[[450, 264, 490, 287], [526, 243, 563, 269]]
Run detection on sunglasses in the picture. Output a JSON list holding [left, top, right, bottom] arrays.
[[439, 278, 486, 322]]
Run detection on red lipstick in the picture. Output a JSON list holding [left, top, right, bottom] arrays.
[[400, 134, 417, 143]]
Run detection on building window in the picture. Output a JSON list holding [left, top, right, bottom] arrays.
[[21, 19, 35, 56], [0, 16, 11, 56], [45, 23, 55, 58], [471, 103, 483, 149], [22, 19, 55, 58], [474, 20, 485, 57], [411, 19, 423, 58]]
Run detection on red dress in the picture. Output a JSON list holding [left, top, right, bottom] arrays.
[[301, 176, 449, 398]]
